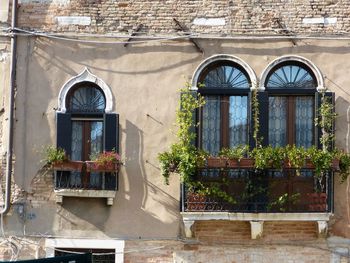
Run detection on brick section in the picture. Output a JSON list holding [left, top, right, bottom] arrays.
[[194, 220, 251, 242], [263, 221, 318, 241], [124, 240, 183, 263], [27, 169, 56, 207], [16, 0, 350, 35]]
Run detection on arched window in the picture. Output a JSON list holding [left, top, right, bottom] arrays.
[[56, 80, 118, 190], [65, 83, 107, 162], [67, 83, 106, 113], [262, 60, 331, 149], [197, 61, 252, 155]]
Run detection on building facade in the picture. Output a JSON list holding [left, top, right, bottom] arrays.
[[0, 0, 350, 262]]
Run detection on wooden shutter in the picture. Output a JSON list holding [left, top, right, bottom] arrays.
[[56, 112, 72, 157], [104, 113, 119, 152]]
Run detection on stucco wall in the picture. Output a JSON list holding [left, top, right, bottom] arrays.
[[1, 37, 348, 242]]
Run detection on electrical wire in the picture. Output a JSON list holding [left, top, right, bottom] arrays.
[[1, 27, 350, 44], [13, 27, 197, 45]]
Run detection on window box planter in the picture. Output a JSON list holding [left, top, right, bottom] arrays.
[[52, 161, 84, 172], [205, 157, 227, 168], [227, 158, 254, 168], [86, 161, 119, 173], [283, 159, 340, 171]]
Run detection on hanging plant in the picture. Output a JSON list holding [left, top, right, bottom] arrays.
[[158, 83, 206, 185]]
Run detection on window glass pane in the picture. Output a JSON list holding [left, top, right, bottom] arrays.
[[269, 97, 287, 147], [71, 121, 83, 161], [295, 97, 314, 148], [229, 96, 248, 147], [266, 64, 316, 89], [202, 96, 221, 155], [90, 121, 103, 157], [90, 121, 103, 188], [203, 65, 250, 89], [69, 86, 105, 112]]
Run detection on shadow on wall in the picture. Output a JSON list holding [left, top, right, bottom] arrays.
[[331, 96, 350, 238], [106, 120, 181, 238], [37, 120, 181, 238]]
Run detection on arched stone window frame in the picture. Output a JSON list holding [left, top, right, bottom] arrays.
[[191, 54, 258, 91], [190, 54, 257, 155], [58, 67, 113, 113], [257, 55, 331, 148], [259, 55, 325, 91]]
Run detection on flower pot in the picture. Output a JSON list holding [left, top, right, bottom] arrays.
[[187, 192, 206, 210], [206, 157, 227, 168], [52, 161, 84, 172], [306, 193, 327, 212], [227, 158, 254, 168], [86, 161, 119, 173], [303, 159, 315, 169], [332, 159, 340, 171]]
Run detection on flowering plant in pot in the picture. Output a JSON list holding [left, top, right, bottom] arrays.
[[87, 150, 122, 173], [43, 146, 84, 171]]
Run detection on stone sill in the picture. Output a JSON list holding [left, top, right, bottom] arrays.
[[181, 212, 332, 239], [55, 189, 116, 206]]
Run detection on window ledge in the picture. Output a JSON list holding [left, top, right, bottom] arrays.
[[55, 189, 116, 206], [181, 212, 332, 239]]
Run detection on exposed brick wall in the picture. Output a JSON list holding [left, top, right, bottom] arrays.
[[193, 220, 317, 243], [194, 220, 251, 242], [16, 0, 350, 35], [124, 240, 183, 263], [263, 221, 318, 241]]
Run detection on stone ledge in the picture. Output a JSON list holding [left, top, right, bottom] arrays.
[[181, 212, 332, 239], [55, 189, 116, 206]]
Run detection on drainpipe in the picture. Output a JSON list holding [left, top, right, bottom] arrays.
[[1, 0, 18, 215]]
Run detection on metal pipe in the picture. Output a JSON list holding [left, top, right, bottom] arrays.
[[1, 0, 18, 215]]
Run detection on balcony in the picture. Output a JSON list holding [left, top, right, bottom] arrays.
[[54, 170, 117, 205], [181, 167, 333, 239]]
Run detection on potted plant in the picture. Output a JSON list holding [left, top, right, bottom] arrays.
[[251, 146, 285, 170], [43, 145, 84, 171], [86, 150, 122, 173], [218, 145, 254, 168]]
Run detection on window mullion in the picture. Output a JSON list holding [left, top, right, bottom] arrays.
[[221, 96, 229, 149], [287, 97, 296, 145]]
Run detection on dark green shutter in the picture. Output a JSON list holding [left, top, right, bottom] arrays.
[[56, 112, 72, 157], [250, 91, 268, 148], [104, 113, 119, 152], [315, 92, 335, 150]]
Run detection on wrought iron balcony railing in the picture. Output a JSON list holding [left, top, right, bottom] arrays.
[[55, 171, 117, 191], [182, 167, 332, 213]]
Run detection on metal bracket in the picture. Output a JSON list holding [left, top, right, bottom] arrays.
[[124, 24, 143, 47], [173, 18, 204, 54]]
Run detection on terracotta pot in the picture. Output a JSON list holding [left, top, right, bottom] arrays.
[[304, 159, 315, 169], [86, 161, 119, 173], [332, 159, 340, 171], [187, 192, 206, 211], [306, 193, 327, 212], [52, 161, 84, 172], [206, 157, 227, 168]]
